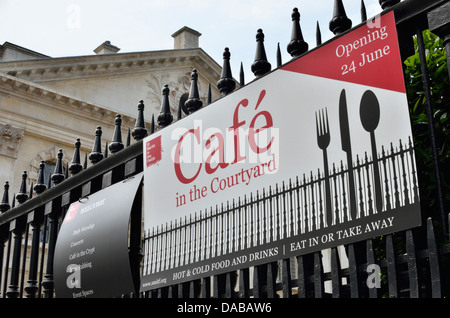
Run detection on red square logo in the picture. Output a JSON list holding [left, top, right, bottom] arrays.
[[64, 202, 81, 223], [146, 135, 162, 168]]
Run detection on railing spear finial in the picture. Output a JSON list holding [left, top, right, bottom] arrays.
[[69, 139, 83, 176], [89, 126, 104, 164], [150, 113, 155, 134], [185, 69, 203, 114], [316, 21, 322, 46], [217, 48, 236, 96], [109, 114, 124, 154], [132, 100, 148, 141], [16, 171, 29, 204], [287, 8, 308, 58], [177, 101, 182, 120], [329, 0, 352, 35], [83, 153, 88, 170], [104, 141, 108, 159], [239, 62, 245, 87], [277, 42, 282, 67], [29, 182, 33, 199], [361, 0, 367, 22], [51, 149, 65, 185], [64, 163, 69, 180], [0, 181, 11, 212], [34, 161, 47, 194], [251, 29, 271, 78], [157, 85, 173, 128], [126, 128, 131, 147], [207, 83, 212, 105]]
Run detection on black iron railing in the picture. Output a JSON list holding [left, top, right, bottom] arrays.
[[0, 0, 449, 298]]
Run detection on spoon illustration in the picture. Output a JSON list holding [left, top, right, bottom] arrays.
[[360, 90, 383, 213]]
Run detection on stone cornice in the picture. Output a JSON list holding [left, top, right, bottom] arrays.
[[0, 71, 137, 129], [0, 48, 222, 85]]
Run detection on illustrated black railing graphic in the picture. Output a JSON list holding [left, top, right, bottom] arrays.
[[143, 137, 419, 276], [0, 0, 449, 299]]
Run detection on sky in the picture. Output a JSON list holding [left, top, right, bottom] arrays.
[[0, 0, 383, 82]]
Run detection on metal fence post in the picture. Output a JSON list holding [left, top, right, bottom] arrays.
[[6, 218, 25, 298], [427, 2, 450, 80], [41, 200, 61, 298], [24, 210, 44, 298], [416, 25, 448, 234]]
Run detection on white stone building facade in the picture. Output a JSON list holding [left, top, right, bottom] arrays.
[[0, 27, 223, 197]]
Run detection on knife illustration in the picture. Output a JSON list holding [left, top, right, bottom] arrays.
[[339, 89, 357, 221]]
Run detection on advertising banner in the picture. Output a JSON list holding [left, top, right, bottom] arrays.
[[141, 11, 421, 290], [54, 173, 143, 298]]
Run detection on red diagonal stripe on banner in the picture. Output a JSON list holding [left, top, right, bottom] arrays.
[[281, 11, 405, 93]]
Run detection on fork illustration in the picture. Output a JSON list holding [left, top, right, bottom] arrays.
[[316, 108, 333, 227]]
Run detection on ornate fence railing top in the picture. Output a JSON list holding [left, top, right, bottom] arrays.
[[0, 0, 449, 299]]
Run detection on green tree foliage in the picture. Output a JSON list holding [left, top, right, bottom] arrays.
[[404, 29, 450, 227], [372, 33, 449, 297]]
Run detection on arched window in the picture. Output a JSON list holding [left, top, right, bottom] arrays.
[[29, 147, 70, 188]]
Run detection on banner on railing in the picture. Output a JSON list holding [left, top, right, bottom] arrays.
[[141, 11, 421, 291], [54, 173, 143, 298]]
